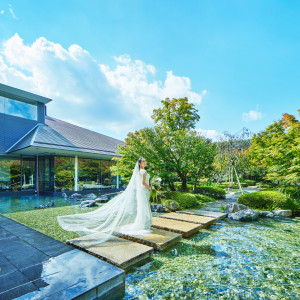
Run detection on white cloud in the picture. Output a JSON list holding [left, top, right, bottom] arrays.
[[0, 34, 206, 139], [0, 10, 4, 15], [8, 6, 18, 19], [196, 128, 224, 141], [242, 106, 263, 122]]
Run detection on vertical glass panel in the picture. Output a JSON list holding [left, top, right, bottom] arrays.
[[100, 160, 117, 188], [78, 158, 100, 190], [54, 156, 74, 192], [21, 157, 35, 190], [4, 97, 37, 120], [0, 96, 4, 113], [0, 157, 21, 192]]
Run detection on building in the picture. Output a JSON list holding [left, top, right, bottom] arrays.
[[0, 83, 125, 196]]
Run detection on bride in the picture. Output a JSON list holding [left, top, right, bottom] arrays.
[[57, 158, 153, 242]]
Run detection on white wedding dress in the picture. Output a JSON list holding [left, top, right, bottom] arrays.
[[57, 161, 153, 243]]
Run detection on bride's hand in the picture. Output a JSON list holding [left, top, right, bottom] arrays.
[[149, 187, 152, 193]]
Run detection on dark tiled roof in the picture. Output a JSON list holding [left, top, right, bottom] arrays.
[[7, 116, 124, 156]]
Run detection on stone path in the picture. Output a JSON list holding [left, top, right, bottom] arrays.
[[0, 215, 125, 300]]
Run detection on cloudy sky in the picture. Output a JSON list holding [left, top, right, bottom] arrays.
[[0, 0, 299, 141]]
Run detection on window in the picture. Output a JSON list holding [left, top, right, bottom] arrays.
[[0, 157, 21, 191], [0, 96, 37, 120]]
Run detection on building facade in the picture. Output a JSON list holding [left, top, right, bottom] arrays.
[[0, 83, 124, 196]]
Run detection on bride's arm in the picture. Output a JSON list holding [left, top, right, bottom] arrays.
[[142, 172, 152, 192]]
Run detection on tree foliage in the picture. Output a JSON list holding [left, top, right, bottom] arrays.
[[112, 97, 215, 191], [248, 110, 300, 186]]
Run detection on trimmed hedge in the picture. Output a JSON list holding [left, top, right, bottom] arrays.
[[238, 190, 299, 211], [163, 191, 199, 209], [194, 194, 216, 203], [194, 186, 226, 199]]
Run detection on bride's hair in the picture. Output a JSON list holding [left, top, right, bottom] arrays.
[[138, 157, 146, 168]]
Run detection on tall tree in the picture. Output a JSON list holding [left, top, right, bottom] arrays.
[[112, 98, 215, 191]]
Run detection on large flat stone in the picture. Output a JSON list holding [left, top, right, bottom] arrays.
[[179, 209, 227, 220], [151, 217, 203, 237], [114, 228, 182, 251], [160, 212, 216, 228], [67, 232, 154, 270]]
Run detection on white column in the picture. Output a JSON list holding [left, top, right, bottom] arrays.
[[74, 155, 78, 191], [116, 175, 119, 189]]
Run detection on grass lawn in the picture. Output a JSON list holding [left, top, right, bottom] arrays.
[[3, 205, 98, 243]]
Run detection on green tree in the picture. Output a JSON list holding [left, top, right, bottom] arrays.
[[248, 110, 300, 186], [113, 98, 216, 191]]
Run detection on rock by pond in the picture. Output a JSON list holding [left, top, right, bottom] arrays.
[[84, 193, 97, 200], [273, 209, 292, 217], [228, 209, 259, 222], [35, 200, 55, 209], [225, 203, 248, 214], [164, 200, 179, 212], [80, 200, 97, 208], [151, 204, 166, 213], [69, 193, 83, 201], [260, 211, 274, 218]]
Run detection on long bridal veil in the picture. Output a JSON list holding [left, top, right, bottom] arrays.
[[57, 161, 152, 244]]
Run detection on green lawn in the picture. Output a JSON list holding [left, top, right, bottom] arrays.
[[4, 205, 98, 243]]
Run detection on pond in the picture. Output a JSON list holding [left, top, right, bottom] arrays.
[[0, 193, 119, 214], [125, 217, 300, 299]]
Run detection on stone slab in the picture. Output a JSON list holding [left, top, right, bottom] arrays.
[[179, 209, 227, 220], [67, 232, 154, 270], [151, 217, 203, 237], [160, 212, 216, 228], [113, 228, 182, 251], [0, 215, 125, 300]]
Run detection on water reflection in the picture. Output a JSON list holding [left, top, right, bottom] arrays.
[[125, 218, 300, 299]]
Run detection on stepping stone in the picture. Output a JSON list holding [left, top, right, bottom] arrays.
[[67, 232, 153, 271], [160, 212, 216, 228], [179, 209, 227, 220], [113, 228, 182, 251], [151, 217, 203, 238]]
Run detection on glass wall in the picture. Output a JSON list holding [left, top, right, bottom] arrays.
[[0, 96, 37, 120], [54, 156, 74, 192], [78, 158, 118, 190], [0, 157, 21, 191], [21, 157, 35, 190]]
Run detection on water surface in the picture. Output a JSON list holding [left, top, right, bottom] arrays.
[[125, 218, 300, 299]]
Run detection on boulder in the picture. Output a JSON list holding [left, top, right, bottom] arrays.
[[272, 210, 292, 217], [84, 193, 97, 200], [80, 200, 97, 208], [69, 193, 83, 201], [95, 196, 109, 203], [151, 204, 166, 213], [164, 200, 179, 212], [228, 209, 259, 222], [225, 203, 248, 214], [260, 211, 274, 218]]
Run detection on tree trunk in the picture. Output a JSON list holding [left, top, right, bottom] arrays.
[[181, 177, 188, 191], [168, 180, 175, 191]]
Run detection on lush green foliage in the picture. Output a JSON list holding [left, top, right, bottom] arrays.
[[162, 191, 199, 209], [112, 98, 216, 191], [238, 190, 299, 211], [194, 186, 226, 199], [248, 110, 300, 186]]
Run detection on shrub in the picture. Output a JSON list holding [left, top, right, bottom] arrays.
[[194, 194, 216, 203], [164, 191, 199, 209], [238, 190, 298, 211], [194, 186, 226, 199], [281, 186, 300, 200], [243, 180, 257, 186]]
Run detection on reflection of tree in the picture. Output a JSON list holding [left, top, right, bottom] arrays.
[[0, 159, 21, 190], [78, 159, 99, 183], [54, 157, 74, 190]]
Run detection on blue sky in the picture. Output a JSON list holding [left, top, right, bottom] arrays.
[[0, 0, 299, 140]]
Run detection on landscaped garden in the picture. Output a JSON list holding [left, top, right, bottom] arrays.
[[2, 98, 299, 299]]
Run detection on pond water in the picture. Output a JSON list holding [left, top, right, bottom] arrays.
[[125, 218, 300, 299], [0, 193, 119, 214]]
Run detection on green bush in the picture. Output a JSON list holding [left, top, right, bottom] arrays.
[[243, 180, 257, 186], [194, 186, 226, 199], [281, 186, 300, 200], [238, 190, 299, 211], [164, 191, 199, 209], [194, 194, 216, 203]]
